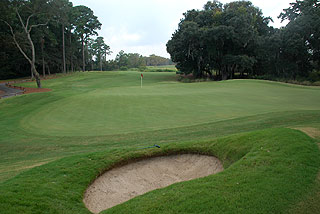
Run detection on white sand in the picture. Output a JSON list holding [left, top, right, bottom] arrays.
[[83, 154, 223, 213]]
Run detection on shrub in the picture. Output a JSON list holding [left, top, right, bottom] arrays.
[[120, 66, 128, 71], [312, 81, 320, 86], [138, 66, 147, 72], [307, 71, 320, 82]]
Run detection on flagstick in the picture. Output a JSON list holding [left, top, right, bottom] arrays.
[[141, 76, 142, 88]]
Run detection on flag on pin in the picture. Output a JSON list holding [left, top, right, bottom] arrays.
[[140, 73, 143, 88]]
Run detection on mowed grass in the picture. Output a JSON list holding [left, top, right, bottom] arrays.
[[12, 72, 320, 136], [0, 71, 320, 213]]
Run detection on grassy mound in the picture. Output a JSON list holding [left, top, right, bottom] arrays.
[[0, 128, 318, 214]]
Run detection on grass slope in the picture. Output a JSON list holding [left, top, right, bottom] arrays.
[[0, 71, 319, 213], [16, 73, 320, 136], [0, 128, 318, 214]]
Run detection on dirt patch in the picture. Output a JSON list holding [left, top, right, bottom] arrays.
[[83, 154, 223, 213], [294, 127, 320, 139], [23, 87, 52, 94], [5, 83, 52, 95]]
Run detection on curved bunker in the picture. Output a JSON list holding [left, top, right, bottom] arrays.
[[84, 154, 224, 213]]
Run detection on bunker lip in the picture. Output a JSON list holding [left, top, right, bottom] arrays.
[[83, 154, 224, 214], [292, 127, 320, 140]]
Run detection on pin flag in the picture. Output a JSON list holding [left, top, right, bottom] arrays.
[[140, 73, 143, 88]]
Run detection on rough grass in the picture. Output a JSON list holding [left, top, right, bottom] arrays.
[[0, 71, 320, 213], [144, 65, 177, 72]]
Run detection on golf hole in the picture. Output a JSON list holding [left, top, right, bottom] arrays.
[[83, 154, 224, 213]]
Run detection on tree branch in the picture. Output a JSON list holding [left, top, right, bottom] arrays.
[[16, 9, 27, 33], [26, 14, 35, 30], [28, 22, 48, 33], [2, 20, 32, 64]]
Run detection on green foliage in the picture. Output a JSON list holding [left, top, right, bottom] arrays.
[[167, 0, 320, 81], [307, 71, 320, 82], [167, 1, 271, 80], [90, 36, 111, 71], [145, 54, 174, 66], [143, 65, 177, 72], [104, 51, 174, 71], [0, 0, 103, 79]]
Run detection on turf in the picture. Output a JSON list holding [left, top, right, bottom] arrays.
[[11, 72, 320, 136], [0, 128, 319, 214], [0, 71, 319, 213]]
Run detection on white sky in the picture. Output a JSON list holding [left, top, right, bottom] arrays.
[[70, 0, 293, 59]]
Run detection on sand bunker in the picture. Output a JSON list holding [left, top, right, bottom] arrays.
[[294, 127, 320, 139], [83, 154, 223, 213]]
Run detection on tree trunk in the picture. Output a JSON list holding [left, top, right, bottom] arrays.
[[69, 30, 73, 72], [31, 68, 34, 79], [197, 57, 201, 78], [47, 64, 51, 75], [27, 31, 41, 88], [62, 24, 66, 74], [222, 66, 228, 80], [41, 38, 45, 78], [32, 64, 41, 88], [82, 34, 85, 72], [71, 60, 74, 72], [15, 10, 42, 87], [100, 56, 102, 71]]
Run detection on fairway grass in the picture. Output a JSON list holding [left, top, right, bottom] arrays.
[[0, 71, 320, 213], [15, 73, 320, 136]]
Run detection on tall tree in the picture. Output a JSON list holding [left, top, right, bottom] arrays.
[[91, 36, 111, 71], [279, 0, 320, 73], [0, 0, 104, 80], [73, 5, 101, 72], [51, 0, 73, 74], [1, 0, 50, 88], [115, 50, 129, 70], [167, 0, 270, 80]]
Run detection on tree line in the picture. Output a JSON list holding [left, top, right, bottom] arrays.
[[103, 51, 174, 71], [0, 0, 175, 87], [0, 0, 110, 87], [167, 0, 320, 82]]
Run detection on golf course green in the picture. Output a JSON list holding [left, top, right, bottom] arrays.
[[0, 71, 319, 213]]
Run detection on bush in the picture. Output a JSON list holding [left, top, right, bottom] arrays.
[[138, 66, 147, 72], [120, 66, 128, 71], [312, 81, 320, 86], [307, 71, 320, 82]]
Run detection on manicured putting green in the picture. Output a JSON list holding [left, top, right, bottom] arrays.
[[18, 72, 320, 136]]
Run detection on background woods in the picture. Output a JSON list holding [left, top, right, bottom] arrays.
[[0, 0, 104, 82], [167, 0, 320, 82], [1, 0, 319, 84]]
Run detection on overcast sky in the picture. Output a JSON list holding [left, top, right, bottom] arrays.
[[70, 0, 293, 59]]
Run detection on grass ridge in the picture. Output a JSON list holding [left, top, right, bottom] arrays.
[[0, 128, 319, 214]]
